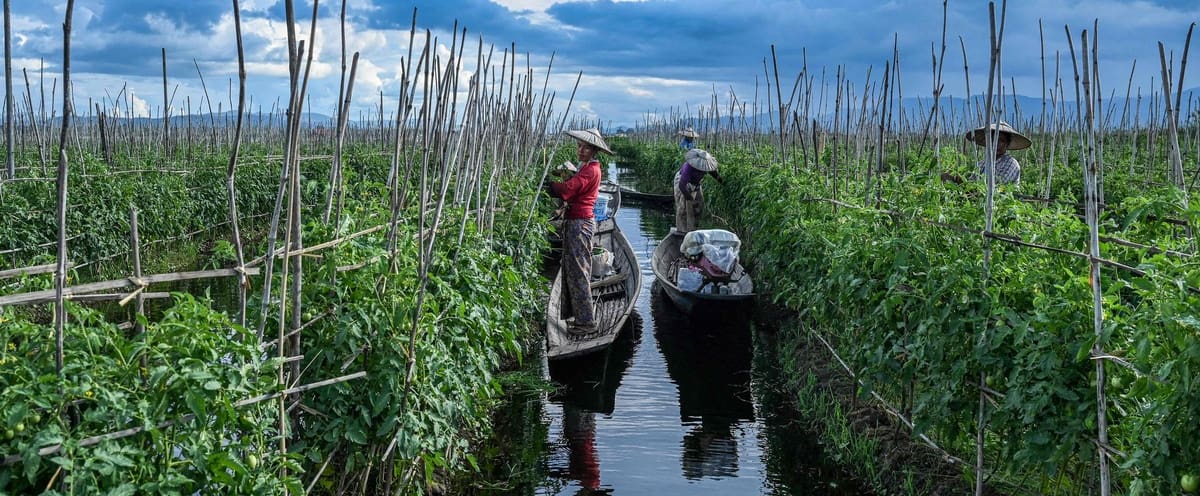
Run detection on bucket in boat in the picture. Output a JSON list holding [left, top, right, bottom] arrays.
[[593, 195, 609, 221]]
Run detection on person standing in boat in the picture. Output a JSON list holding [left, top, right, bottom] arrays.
[[548, 128, 612, 335], [673, 148, 724, 233], [678, 126, 699, 150]]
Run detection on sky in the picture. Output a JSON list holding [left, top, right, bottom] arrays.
[[2, 0, 1199, 129]]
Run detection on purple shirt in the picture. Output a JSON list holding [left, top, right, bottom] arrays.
[[678, 162, 707, 189]]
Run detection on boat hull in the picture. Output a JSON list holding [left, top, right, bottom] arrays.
[[651, 231, 754, 315]]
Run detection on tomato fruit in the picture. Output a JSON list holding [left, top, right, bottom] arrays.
[[3, 430, 12, 440], [1181, 473, 1198, 493], [1108, 374, 1125, 392], [13, 423, 23, 433], [246, 454, 260, 469], [985, 375, 996, 388]]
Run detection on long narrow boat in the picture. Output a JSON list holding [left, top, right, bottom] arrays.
[[548, 322, 641, 414], [617, 184, 673, 206], [651, 230, 754, 314], [545, 222, 642, 360]]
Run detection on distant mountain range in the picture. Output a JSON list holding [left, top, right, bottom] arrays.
[[34, 87, 1200, 132], [34, 111, 338, 128], [625, 87, 1200, 133]]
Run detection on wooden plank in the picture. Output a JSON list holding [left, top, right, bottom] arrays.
[[589, 271, 629, 289], [68, 292, 172, 303], [0, 263, 63, 280], [0, 267, 261, 307]]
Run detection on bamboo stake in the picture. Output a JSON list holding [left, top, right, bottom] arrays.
[[976, 4, 1006, 494], [130, 207, 147, 375], [228, 0, 249, 327], [161, 47, 169, 160], [1081, 29, 1112, 496], [3, 0, 12, 181], [53, 0, 76, 380]]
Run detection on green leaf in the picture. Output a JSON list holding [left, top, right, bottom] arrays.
[[345, 423, 367, 445], [185, 391, 206, 419], [6, 404, 28, 428]]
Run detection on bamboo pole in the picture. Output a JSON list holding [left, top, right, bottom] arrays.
[[1081, 29, 1112, 496], [3, 0, 12, 181], [161, 47, 170, 159], [227, 0, 249, 327], [53, 0, 76, 380], [976, 3, 1005, 494], [130, 207, 147, 376]]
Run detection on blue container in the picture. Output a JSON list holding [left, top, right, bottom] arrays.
[[593, 195, 609, 221]]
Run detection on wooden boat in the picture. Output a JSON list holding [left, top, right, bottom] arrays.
[[545, 221, 643, 360], [651, 230, 754, 314], [617, 184, 673, 206], [547, 320, 641, 414]]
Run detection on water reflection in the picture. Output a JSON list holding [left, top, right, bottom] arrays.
[[527, 193, 869, 495], [651, 288, 755, 481], [547, 317, 641, 494]]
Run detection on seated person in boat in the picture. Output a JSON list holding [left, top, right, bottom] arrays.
[[547, 128, 612, 335], [673, 148, 724, 233]]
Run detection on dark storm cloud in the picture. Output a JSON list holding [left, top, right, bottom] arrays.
[[9, 0, 231, 77], [5, 0, 1198, 126]]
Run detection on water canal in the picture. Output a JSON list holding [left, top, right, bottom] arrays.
[[494, 166, 870, 495]]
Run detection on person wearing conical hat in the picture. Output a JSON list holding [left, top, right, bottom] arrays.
[[673, 148, 724, 233], [548, 127, 612, 336], [947, 120, 1031, 186], [678, 126, 699, 150]]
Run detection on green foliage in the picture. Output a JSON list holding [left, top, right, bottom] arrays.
[[0, 295, 291, 494], [697, 145, 1200, 494], [1, 146, 549, 495], [0, 153, 292, 272]]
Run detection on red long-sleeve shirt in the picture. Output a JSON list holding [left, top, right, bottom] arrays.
[[550, 159, 601, 219]]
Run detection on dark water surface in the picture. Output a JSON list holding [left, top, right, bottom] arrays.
[[526, 166, 866, 495]]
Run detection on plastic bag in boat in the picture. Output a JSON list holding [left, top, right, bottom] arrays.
[[681, 229, 741, 274], [677, 266, 704, 291], [591, 248, 615, 278]]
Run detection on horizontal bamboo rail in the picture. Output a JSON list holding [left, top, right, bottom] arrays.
[[0, 267, 261, 306]]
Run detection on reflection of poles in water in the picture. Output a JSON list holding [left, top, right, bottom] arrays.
[[562, 403, 601, 490], [681, 417, 740, 480]]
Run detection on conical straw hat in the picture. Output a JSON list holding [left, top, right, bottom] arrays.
[[565, 128, 613, 155], [685, 148, 718, 172], [966, 121, 1032, 150], [677, 126, 699, 138]]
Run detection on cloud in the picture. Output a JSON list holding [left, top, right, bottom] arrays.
[[3, 0, 1198, 127]]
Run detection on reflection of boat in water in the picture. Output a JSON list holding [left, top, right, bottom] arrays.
[[651, 289, 754, 480], [548, 317, 641, 413], [547, 320, 641, 494]]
